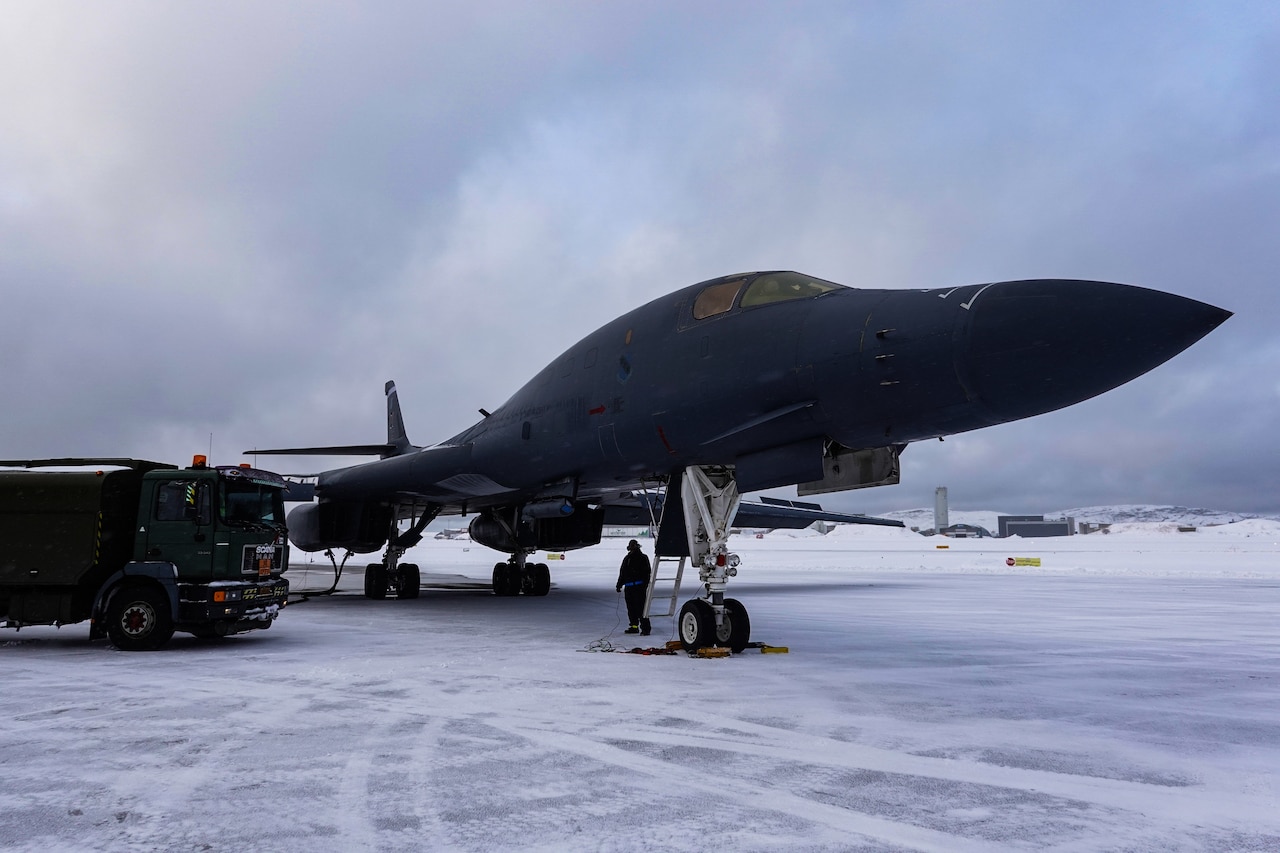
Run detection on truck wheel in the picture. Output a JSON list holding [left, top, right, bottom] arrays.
[[106, 586, 175, 651]]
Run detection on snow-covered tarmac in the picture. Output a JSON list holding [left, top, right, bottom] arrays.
[[4, 524, 1279, 852]]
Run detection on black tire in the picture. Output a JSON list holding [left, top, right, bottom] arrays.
[[365, 563, 388, 600], [720, 598, 751, 653], [106, 585, 175, 651], [397, 564, 421, 599], [528, 563, 551, 597], [678, 599, 715, 651], [492, 562, 518, 596]]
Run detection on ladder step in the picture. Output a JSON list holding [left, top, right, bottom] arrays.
[[644, 555, 687, 619]]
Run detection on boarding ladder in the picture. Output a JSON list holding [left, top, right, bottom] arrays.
[[644, 554, 687, 619]]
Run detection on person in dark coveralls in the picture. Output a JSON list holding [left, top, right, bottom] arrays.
[[615, 539, 652, 635]]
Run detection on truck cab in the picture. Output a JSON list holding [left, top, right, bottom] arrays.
[[1, 457, 291, 650], [139, 465, 287, 581]]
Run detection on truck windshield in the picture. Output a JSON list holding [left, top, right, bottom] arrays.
[[221, 482, 285, 526]]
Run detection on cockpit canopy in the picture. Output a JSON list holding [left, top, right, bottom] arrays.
[[692, 271, 844, 320]]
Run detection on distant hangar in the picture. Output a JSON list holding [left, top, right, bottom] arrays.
[[998, 515, 1075, 538]]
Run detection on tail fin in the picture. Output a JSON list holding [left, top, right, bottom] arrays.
[[386, 381, 412, 456], [243, 381, 417, 459]]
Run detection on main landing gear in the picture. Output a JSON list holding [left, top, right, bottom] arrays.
[[673, 466, 751, 653], [364, 561, 420, 600], [492, 552, 551, 597], [363, 504, 437, 600]]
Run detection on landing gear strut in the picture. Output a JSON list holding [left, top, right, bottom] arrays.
[[676, 466, 750, 652]]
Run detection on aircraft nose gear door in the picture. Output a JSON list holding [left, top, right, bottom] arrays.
[[677, 465, 750, 652]]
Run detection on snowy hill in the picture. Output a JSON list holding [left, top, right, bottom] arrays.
[[1053, 504, 1264, 526], [875, 504, 1272, 532]]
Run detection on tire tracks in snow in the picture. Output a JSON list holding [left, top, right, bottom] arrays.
[[486, 716, 1015, 853], [487, 707, 1274, 849]]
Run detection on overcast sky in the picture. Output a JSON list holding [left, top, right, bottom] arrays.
[[2, 1, 1277, 517]]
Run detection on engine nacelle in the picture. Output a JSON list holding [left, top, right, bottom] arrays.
[[469, 503, 605, 553], [286, 501, 392, 554], [468, 515, 520, 553]]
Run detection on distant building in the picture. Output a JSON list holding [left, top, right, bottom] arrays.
[[603, 526, 650, 539], [939, 523, 992, 538], [998, 515, 1075, 538]]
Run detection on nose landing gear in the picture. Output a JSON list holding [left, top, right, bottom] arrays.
[[678, 596, 750, 653], [672, 466, 751, 652]]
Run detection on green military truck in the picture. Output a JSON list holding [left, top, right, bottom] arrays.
[[0, 457, 290, 650]]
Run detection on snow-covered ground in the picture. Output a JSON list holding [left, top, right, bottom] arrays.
[[4, 524, 1279, 851]]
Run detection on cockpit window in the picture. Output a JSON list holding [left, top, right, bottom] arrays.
[[740, 272, 843, 309], [692, 278, 747, 320]]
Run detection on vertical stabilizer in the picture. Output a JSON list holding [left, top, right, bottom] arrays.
[[385, 381, 412, 456]]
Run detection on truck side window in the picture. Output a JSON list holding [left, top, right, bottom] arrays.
[[155, 480, 210, 524]]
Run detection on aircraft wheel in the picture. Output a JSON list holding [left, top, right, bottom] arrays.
[[106, 585, 175, 651], [528, 563, 551, 596], [365, 563, 388, 599], [678, 599, 715, 651], [719, 598, 751, 653], [506, 564, 525, 596], [397, 564, 421, 599], [492, 562, 519, 596]]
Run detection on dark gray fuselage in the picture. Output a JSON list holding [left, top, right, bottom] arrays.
[[315, 273, 1230, 513]]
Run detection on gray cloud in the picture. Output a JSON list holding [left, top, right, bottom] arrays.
[[2, 1, 1276, 515]]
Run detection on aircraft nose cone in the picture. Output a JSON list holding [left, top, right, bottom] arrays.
[[963, 280, 1232, 422]]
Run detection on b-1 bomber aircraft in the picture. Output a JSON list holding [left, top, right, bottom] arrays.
[[250, 271, 1230, 651]]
